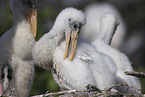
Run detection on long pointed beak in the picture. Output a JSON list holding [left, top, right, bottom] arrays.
[[63, 29, 79, 61], [69, 29, 79, 61], [25, 9, 37, 38], [63, 32, 71, 60]]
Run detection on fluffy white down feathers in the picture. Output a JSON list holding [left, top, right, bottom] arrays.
[[0, 0, 36, 96], [33, 7, 141, 93], [33, 8, 117, 90], [32, 7, 86, 69], [1, 2, 140, 96], [92, 13, 141, 93]]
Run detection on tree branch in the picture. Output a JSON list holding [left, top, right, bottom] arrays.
[[86, 84, 102, 93], [93, 84, 142, 97], [106, 84, 142, 94], [31, 90, 77, 97], [31, 84, 143, 97], [125, 71, 145, 78]]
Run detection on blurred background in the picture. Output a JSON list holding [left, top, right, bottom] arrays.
[[0, 0, 145, 95]]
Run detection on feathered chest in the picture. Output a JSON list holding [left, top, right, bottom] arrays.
[[51, 61, 71, 90], [12, 22, 35, 59]]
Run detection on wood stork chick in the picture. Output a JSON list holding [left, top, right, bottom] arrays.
[[92, 13, 141, 93], [32, 8, 117, 91], [32, 7, 85, 69], [0, 0, 38, 96], [80, 3, 126, 49]]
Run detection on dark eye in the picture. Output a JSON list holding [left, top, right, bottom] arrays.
[[74, 24, 77, 28], [71, 23, 80, 30]]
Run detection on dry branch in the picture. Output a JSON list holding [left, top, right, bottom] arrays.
[[93, 84, 142, 97], [30, 84, 144, 97], [1, 82, 144, 96], [106, 84, 141, 94], [86, 84, 102, 93], [125, 71, 145, 78], [31, 90, 77, 97]]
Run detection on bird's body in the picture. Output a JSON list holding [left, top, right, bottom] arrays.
[[33, 8, 117, 91], [10, 21, 35, 96], [52, 38, 117, 90], [93, 40, 141, 92], [80, 3, 126, 49], [0, 0, 38, 96], [92, 13, 141, 93]]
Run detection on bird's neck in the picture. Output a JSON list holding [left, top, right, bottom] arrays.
[[12, 5, 26, 25], [40, 27, 64, 54], [11, 18, 34, 59], [12, 7, 31, 34], [97, 24, 116, 45], [49, 27, 64, 46], [14, 20, 31, 33]]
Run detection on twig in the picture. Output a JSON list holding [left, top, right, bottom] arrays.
[[43, 91, 49, 97], [106, 84, 142, 94], [93, 92, 121, 97], [93, 84, 142, 97], [31, 84, 144, 97], [125, 71, 145, 78], [86, 84, 102, 93], [31, 90, 77, 97]]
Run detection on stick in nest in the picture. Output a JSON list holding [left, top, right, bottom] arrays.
[[125, 71, 145, 78]]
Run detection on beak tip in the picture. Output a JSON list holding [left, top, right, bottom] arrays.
[[69, 58, 73, 61], [63, 57, 66, 60]]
